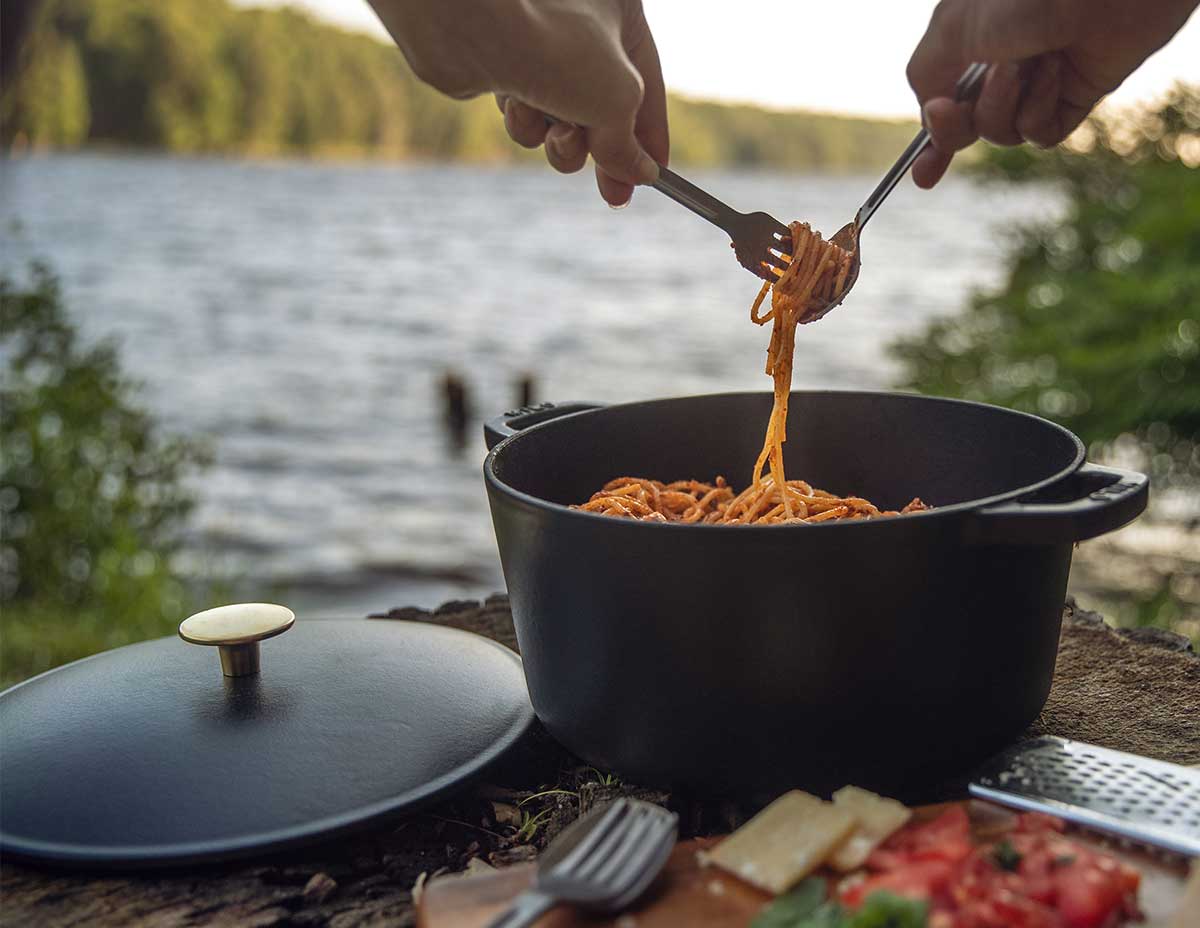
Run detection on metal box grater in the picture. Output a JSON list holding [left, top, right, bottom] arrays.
[[969, 736, 1200, 856]]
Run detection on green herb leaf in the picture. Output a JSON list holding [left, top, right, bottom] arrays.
[[802, 904, 852, 928], [992, 839, 1022, 872], [750, 884, 930, 928], [848, 891, 929, 928], [749, 878, 833, 928]]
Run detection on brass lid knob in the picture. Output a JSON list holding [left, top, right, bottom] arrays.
[[179, 603, 295, 677]]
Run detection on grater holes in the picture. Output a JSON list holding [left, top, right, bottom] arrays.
[[979, 741, 1200, 842]]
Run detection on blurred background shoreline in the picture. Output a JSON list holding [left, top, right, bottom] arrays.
[[2, 0, 1198, 686]]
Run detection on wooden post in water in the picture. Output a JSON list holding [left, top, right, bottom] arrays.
[[516, 372, 536, 409], [441, 370, 470, 453]]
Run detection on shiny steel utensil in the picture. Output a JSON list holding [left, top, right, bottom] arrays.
[[651, 166, 793, 282], [485, 798, 679, 928], [801, 61, 990, 324], [543, 115, 791, 282], [970, 736, 1200, 857]]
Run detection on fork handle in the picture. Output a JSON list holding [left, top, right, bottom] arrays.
[[543, 114, 736, 231], [857, 61, 989, 231], [483, 889, 557, 928], [651, 166, 733, 226]]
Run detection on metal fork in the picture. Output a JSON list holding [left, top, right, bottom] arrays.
[[485, 798, 679, 928], [544, 115, 791, 282], [799, 62, 990, 324], [651, 167, 792, 282]]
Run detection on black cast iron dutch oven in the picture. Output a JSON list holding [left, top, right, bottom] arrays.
[[482, 391, 1149, 799]]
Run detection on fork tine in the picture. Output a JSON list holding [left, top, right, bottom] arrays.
[[578, 806, 657, 883], [604, 816, 676, 897], [765, 252, 790, 271], [556, 801, 637, 878], [548, 799, 631, 877]]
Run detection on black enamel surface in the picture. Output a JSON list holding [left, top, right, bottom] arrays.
[[0, 621, 533, 867], [483, 391, 1147, 798]]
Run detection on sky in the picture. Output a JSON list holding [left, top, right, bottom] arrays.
[[239, 0, 1200, 118]]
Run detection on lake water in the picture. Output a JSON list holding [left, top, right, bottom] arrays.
[[1, 153, 1099, 615]]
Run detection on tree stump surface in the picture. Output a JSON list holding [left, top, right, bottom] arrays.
[[2, 596, 1195, 928]]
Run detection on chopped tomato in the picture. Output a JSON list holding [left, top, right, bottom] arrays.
[[866, 806, 973, 870], [1054, 857, 1141, 928], [840, 859, 957, 908], [1015, 812, 1067, 834], [953, 890, 1061, 928], [842, 808, 1140, 928]]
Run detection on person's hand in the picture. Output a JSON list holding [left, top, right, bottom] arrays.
[[906, 0, 1199, 187], [368, 0, 667, 207]]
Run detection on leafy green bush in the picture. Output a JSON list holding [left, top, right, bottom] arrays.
[[892, 85, 1200, 480], [891, 86, 1200, 639], [1, 265, 211, 686]]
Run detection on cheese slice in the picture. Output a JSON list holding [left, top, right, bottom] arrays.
[[704, 790, 857, 894], [827, 785, 912, 871]]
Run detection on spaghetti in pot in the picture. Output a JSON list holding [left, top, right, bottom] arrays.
[[575, 222, 928, 525]]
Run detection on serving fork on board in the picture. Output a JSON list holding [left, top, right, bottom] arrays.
[[485, 798, 679, 928]]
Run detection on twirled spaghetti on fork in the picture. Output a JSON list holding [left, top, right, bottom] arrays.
[[576, 222, 928, 525]]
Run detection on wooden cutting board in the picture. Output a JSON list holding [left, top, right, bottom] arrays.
[[416, 801, 1196, 928]]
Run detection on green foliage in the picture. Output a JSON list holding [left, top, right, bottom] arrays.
[[750, 877, 826, 927], [514, 808, 552, 844], [1, 0, 917, 170], [892, 85, 1200, 480], [0, 10, 90, 148], [584, 767, 622, 787], [1, 265, 212, 685], [846, 893, 928, 928], [668, 97, 918, 171]]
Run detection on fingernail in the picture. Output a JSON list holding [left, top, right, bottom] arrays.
[[546, 126, 572, 157], [636, 154, 659, 185], [609, 195, 632, 210]]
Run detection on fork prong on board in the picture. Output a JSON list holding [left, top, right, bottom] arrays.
[[607, 813, 676, 898], [582, 806, 657, 883], [549, 799, 632, 877]]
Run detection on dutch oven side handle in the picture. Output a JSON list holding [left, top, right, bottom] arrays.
[[483, 401, 606, 451], [966, 463, 1149, 546]]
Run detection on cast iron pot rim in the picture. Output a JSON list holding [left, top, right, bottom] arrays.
[[484, 389, 1087, 532]]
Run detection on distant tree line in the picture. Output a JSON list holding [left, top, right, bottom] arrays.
[[1, 0, 918, 170]]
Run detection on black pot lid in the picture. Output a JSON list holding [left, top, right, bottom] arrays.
[[0, 605, 534, 868]]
